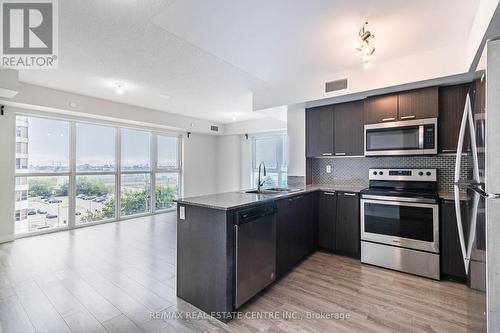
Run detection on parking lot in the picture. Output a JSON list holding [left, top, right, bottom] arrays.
[[16, 196, 109, 234]]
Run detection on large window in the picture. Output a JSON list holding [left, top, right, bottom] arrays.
[[76, 123, 115, 172], [14, 116, 182, 235], [121, 129, 151, 171], [252, 133, 288, 187]]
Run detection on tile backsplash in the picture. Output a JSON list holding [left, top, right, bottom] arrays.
[[311, 154, 472, 192]]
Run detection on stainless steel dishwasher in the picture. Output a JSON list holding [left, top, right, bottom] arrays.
[[234, 203, 277, 309]]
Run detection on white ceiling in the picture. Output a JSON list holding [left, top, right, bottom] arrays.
[[18, 0, 480, 124]]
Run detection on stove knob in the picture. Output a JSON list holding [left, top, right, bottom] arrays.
[[418, 171, 424, 176], [426, 171, 431, 176], [379, 171, 384, 175], [373, 171, 378, 175]]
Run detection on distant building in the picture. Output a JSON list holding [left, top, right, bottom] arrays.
[[15, 117, 29, 223]]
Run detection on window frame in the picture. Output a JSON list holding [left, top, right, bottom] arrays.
[[14, 113, 183, 237], [251, 132, 288, 188]]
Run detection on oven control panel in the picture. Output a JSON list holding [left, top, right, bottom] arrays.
[[369, 168, 437, 182]]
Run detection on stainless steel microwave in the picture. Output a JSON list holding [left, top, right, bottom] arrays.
[[364, 118, 437, 156]]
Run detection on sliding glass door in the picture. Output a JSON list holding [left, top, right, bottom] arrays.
[[14, 115, 182, 236]]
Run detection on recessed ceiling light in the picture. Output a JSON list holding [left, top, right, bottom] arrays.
[[115, 82, 124, 95]]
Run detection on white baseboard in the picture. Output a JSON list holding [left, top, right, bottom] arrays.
[[0, 234, 14, 244]]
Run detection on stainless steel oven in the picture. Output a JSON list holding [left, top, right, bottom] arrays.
[[364, 118, 437, 156], [360, 195, 439, 253], [360, 168, 440, 280]]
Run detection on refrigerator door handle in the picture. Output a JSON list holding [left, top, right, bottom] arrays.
[[454, 181, 500, 199], [454, 94, 480, 275]]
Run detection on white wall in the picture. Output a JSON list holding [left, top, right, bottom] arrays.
[[216, 135, 242, 193], [223, 117, 286, 135], [240, 136, 253, 189], [183, 133, 218, 197], [0, 69, 19, 98], [0, 108, 16, 243], [287, 104, 305, 177], [2, 83, 222, 135], [467, 0, 500, 69], [253, 44, 468, 111]]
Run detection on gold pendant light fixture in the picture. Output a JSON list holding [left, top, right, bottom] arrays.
[[355, 22, 375, 67]]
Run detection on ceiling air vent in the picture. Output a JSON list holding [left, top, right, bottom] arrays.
[[325, 78, 347, 93], [210, 125, 219, 132]]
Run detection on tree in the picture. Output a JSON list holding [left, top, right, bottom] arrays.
[[80, 197, 115, 223], [76, 178, 109, 196], [121, 190, 151, 216], [156, 185, 177, 209], [78, 185, 177, 223], [59, 181, 69, 196], [28, 178, 53, 197]]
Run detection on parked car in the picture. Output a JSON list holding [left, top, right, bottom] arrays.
[[40, 196, 48, 200], [75, 212, 81, 216], [76, 194, 85, 199], [37, 208, 47, 214], [47, 197, 63, 203], [93, 197, 106, 203], [27, 208, 36, 215], [46, 213, 58, 219], [85, 196, 96, 201]]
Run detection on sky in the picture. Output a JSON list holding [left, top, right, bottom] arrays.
[[24, 117, 177, 169]]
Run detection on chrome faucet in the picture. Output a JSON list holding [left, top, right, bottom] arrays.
[[257, 162, 267, 193]]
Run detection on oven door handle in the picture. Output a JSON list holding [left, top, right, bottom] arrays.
[[361, 194, 437, 204]]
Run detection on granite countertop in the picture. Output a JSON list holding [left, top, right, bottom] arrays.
[[176, 184, 470, 211], [176, 184, 366, 211]]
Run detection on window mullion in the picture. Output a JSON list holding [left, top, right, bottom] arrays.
[[151, 134, 157, 213], [115, 127, 121, 220], [68, 122, 76, 229]]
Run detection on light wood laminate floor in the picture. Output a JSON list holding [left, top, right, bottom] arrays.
[[0, 212, 486, 333]]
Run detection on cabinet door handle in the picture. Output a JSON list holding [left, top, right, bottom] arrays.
[[335, 152, 346, 156], [401, 115, 416, 120], [441, 149, 456, 153], [382, 117, 396, 122], [343, 193, 356, 196], [323, 192, 336, 195], [321, 153, 332, 156]]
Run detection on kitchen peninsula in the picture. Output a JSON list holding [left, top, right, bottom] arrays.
[[175, 185, 363, 321]]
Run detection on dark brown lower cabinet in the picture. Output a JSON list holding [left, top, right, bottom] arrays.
[[441, 199, 470, 280], [318, 191, 337, 250], [276, 193, 317, 279], [317, 191, 360, 258], [335, 192, 360, 258], [277, 190, 360, 279]]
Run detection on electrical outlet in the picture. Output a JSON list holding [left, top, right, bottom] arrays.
[[326, 165, 332, 173], [179, 206, 185, 220]]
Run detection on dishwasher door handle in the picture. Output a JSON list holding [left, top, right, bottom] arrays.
[[234, 224, 239, 306]]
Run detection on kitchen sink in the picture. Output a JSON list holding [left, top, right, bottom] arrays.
[[243, 188, 303, 194]]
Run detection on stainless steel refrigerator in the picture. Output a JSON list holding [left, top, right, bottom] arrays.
[[455, 38, 500, 332]]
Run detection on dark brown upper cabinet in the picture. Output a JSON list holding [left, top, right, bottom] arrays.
[[398, 87, 439, 120], [334, 101, 364, 156], [364, 87, 439, 124], [472, 78, 485, 117], [363, 94, 398, 124], [306, 105, 334, 157], [438, 83, 471, 153]]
